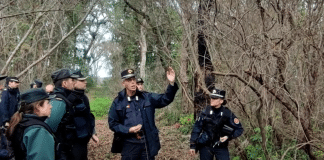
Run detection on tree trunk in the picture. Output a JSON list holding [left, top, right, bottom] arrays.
[[194, 0, 214, 117], [139, 4, 147, 79]]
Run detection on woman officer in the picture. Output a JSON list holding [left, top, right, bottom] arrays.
[[6, 88, 55, 160], [189, 87, 244, 160]]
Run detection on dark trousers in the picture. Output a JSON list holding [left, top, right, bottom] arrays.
[[121, 141, 154, 160], [59, 142, 88, 160], [199, 146, 230, 160]]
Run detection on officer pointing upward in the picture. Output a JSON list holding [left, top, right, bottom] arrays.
[[109, 67, 179, 160]]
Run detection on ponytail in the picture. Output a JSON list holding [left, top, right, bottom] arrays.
[[6, 112, 22, 140], [5, 100, 45, 140]]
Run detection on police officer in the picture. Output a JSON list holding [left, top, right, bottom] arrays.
[[70, 70, 99, 160], [109, 67, 179, 160], [0, 77, 20, 127], [136, 77, 145, 91], [45, 68, 79, 159], [6, 88, 54, 160], [189, 87, 243, 160], [30, 79, 43, 88]]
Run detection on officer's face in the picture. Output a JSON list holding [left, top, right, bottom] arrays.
[[8, 81, 19, 88], [62, 78, 75, 90], [137, 83, 144, 91], [35, 100, 52, 117], [210, 98, 224, 108], [123, 77, 137, 91], [75, 80, 87, 90]]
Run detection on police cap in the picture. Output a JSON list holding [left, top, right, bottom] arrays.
[[136, 78, 144, 84], [20, 88, 53, 104], [51, 69, 79, 83], [209, 87, 226, 99], [6, 77, 20, 84], [73, 70, 88, 80], [121, 69, 135, 80]]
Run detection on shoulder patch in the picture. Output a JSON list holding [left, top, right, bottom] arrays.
[[234, 118, 240, 124]]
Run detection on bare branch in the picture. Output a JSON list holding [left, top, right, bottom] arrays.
[[16, 0, 99, 78]]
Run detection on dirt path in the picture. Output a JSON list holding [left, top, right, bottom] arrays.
[[88, 118, 198, 160]]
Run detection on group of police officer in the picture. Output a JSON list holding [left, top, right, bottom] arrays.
[[0, 66, 243, 160]]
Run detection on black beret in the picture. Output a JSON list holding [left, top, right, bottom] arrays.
[[136, 78, 144, 83], [20, 88, 53, 104], [0, 74, 7, 81], [209, 87, 226, 99], [51, 69, 79, 83], [73, 70, 88, 80], [121, 69, 135, 80]]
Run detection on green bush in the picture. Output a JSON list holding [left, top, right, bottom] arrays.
[[90, 98, 112, 118], [245, 126, 309, 160], [179, 114, 195, 135]]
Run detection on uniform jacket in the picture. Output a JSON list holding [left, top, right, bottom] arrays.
[[0, 88, 20, 125], [190, 105, 243, 150], [46, 87, 95, 144], [108, 83, 179, 157], [45, 87, 70, 132], [12, 114, 55, 160]]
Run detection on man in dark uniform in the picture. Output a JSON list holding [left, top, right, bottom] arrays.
[[0, 77, 20, 127], [136, 78, 145, 91], [70, 70, 99, 160], [45, 68, 79, 159], [109, 67, 179, 160], [189, 87, 243, 160], [30, 79, 43, 88]]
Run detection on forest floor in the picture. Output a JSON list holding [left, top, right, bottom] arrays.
[[88, 117, 197, 160]]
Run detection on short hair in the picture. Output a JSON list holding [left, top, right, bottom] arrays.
[[54, 78, 71, 88]]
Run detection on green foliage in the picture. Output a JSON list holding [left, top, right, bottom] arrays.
[[245, 126, 309, 159], [178, 114, 195, 135], [90, 98, 112, 118]]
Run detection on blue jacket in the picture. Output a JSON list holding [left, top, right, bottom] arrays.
[[190, 105, 243, 150], [0, 88, 20, 125], [108, 83, 179, 157]]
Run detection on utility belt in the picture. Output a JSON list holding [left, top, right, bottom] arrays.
[[197, 125, 234, 148], [126, 130, 145, 140]]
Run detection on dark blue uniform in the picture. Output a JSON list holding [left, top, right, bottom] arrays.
[[190, 105, 243, 160], [108, 83, 178, 159], [0, 88, 20, 125]]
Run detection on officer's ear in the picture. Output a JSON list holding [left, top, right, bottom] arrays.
[[121, 81, 126, 88]]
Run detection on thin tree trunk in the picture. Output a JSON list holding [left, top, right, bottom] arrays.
[[139, 4, 147, 79], [1, 12, 44, 74], [16, 1, 97, 78]]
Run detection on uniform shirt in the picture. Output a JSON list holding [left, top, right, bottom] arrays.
[[190, 105, 244, 149], [124, 95, 145, 143]]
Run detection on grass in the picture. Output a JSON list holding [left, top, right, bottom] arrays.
[[90, 97, 112, 119]]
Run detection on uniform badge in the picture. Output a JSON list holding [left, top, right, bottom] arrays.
[[210, 110, 213, 115], [213, 90, 216, 94], [126, 105, 130, 109], [128, 69, 133, 74], [234, 118, 240, 124]]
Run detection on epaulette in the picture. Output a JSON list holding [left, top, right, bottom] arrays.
[[55, 97, 63, 101]]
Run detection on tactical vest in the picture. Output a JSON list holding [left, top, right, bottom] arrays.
[[11, 116, 57, 160], [54, 93, 94, 150]]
